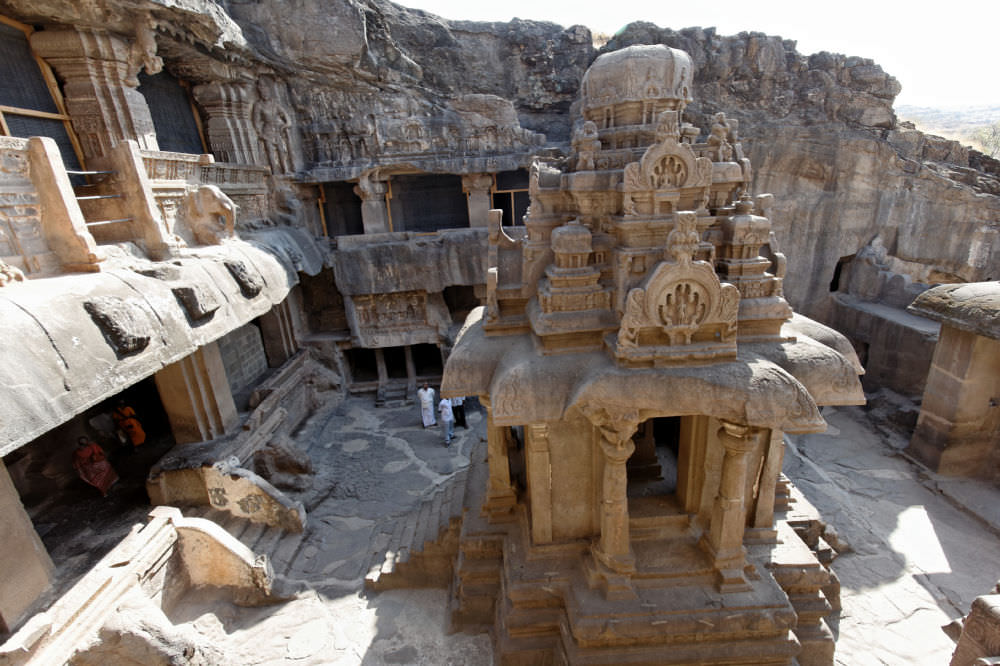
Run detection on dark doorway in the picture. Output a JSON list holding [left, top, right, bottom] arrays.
[[383, 346, 407, 379], [388, 174, 468, 232], [443, 285, 480, 323], [412, 343, 442, 379], [344, 348, 378, 384], [628, 416, 680, 498], [322, 181, 364, 237], [491, 169, 530, 227]]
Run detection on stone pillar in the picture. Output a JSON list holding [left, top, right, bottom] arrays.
[[525, 423, 553, 543], [0, 460, 53, 634], [191, 81, 260, 165], [30, 28, 158, 162], [462, 173, 494, 228], [404, 345, 417, 400], [702, 420, 759, 591], [355, 171, 390, 234], [594, 425, 637, 573], [374, 347, 388, 391], [480, 397, 516, 522], [908, 323, 1000, 479], [154, 342, 239, 444], [748, 428, 784, 541]]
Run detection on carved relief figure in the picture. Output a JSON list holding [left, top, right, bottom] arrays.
[[573, 121, 601, 171], [252, 78, 294, 174], [707, 112, 734, 162], [125, 16, 163, 87], [185, 185, 237, 245]]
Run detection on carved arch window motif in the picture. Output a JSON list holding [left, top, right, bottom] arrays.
[[0, 16, 85, 170]]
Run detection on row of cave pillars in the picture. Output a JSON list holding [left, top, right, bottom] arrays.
[[479, 404, 785, 596], [0, 297, 301, 636], [321, 170, 529, 237]]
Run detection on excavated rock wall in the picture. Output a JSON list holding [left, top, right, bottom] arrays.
[[2, 0, 996, 324]]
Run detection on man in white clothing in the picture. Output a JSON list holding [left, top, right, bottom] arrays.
[[438, 397, 455, 446], [417, 382, 436, 428]]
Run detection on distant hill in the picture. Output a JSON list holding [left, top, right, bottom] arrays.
[[896, 104, 1000, 152]]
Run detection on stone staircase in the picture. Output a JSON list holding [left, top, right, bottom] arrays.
[[184, 506, 309, 580], [364, 466, 470, 590]]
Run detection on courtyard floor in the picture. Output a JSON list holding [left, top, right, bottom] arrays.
[[22, 395, 1000, 664]]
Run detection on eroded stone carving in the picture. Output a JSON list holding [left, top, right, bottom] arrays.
[[172, 284, 221, 322], [184, 184, 237, 245], [83, 296, 152, 357], [224, 259, 264, 299], [125, 15, 163, 88]]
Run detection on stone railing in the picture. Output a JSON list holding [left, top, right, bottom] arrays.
[[140, 150, 271, 232], [0, 136, 103, 279]]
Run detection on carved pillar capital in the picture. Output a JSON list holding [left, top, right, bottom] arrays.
[[30, 27, 158, 159], [355, 170, 390, 234], [461, 173, 494, 193], [718, 419, 761, 454], [355, 171, 389, 200]]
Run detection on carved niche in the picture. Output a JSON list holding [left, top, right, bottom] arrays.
[[614, 211, 739, 365], [622, 111, 712, 217]]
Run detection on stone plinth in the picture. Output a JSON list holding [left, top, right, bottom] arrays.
[[907, 282, 1000, 480]]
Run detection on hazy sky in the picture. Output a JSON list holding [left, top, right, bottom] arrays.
[[398, 0, 998, 109]]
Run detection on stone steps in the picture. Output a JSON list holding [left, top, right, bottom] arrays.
[[183, 506, 305, 578], [364, 467, 470, 590]]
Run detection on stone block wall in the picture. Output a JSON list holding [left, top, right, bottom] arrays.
[[218, 323, 269, 403]]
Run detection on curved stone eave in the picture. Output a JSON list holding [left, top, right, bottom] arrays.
[[907, 281, 1000, 341], [564, 356, 827, 434], [441, 307, 519, 398], [741, 334, 866, 407], [446, 330, 825, 435], [785, 313, 865, 374], [0, 233, 312, 457]]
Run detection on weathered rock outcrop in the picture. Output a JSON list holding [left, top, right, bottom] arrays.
[[2, 0, 996, 321]]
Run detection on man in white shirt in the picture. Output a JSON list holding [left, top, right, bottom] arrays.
[[438, 397, 455, 446]]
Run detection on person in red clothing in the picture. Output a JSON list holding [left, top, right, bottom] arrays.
[[73, 436, 118, 496], [112, 400, 146, 448]]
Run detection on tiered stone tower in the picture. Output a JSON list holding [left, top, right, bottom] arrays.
[[444, 44, 865, 664]]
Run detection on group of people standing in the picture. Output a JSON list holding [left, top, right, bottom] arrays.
[[416, 382, 468, 446]]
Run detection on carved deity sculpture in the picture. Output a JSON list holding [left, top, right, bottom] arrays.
[[252, 78, 294, 174], [572, 121, 601, 171], [125, 15, 163, 87], [707, 112, 734, 162]]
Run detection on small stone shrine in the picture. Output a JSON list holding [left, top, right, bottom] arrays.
[[443, 44, 866, 664]]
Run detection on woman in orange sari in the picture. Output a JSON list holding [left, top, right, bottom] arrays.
[[73, 436, 118, 496]]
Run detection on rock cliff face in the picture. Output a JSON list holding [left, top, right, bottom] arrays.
[[3, 0, 996, 319]]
